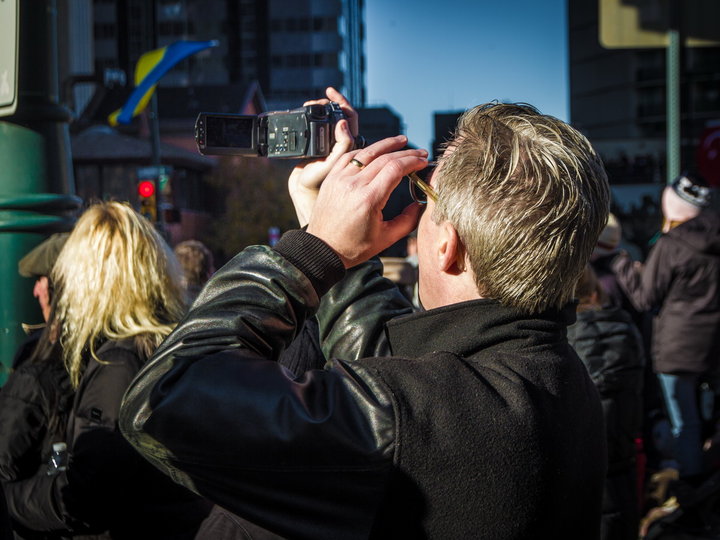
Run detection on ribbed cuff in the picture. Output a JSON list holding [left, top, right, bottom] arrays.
[[274, 229, 346, 297]]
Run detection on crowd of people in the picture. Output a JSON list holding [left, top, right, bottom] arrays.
[[0, 87, 718, 539]]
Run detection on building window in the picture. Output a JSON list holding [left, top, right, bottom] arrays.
[[158, 20, 189, 36], [321, 52, 338, 67], [688, 48, 720, 73], [693, 80, 720, 113], [313, 17, 337, 32], [94, 58, 118, 73], [93, 23, 116, 39], [635, 50, 663, 82], [270, 17, 338, 33], [129, 5, 143, 20], [159, 2, 183, 18], [637, 86, 665, 118]]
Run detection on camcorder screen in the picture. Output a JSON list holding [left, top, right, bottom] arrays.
[[206, 116, 254, 148]]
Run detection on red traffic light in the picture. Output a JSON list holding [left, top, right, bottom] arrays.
[[138, 180, 156, 198]]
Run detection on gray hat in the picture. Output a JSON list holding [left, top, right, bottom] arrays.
[[671, 173, 711, 208], [18, 233, 70, 278]]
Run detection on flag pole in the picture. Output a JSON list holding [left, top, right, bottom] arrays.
[[148, 92, 164, 232]]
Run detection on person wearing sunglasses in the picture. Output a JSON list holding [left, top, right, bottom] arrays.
[[121, 89, 611, 539]]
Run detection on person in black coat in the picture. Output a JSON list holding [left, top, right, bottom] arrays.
[[569, 264, 645, 540], [0, 234, 74, 540]]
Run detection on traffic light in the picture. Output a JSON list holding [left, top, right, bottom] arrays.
[[137, 179, 157, 222], [158, 170, 179, 223]]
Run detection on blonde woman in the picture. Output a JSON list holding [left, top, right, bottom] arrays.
[[4, 202, 210, 539]]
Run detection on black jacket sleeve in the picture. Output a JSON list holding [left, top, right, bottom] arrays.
[[278, 256, 413, 375], [119, 237, 399, 540], [0, 360, 74, 535], [0, 366, 51, 482], [317, 256, 413, 360]]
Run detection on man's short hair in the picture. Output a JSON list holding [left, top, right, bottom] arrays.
[[173, 239, 215, 288], [434, 102, 609, 314]]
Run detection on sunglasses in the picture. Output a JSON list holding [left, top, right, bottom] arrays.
[[407, 163, 439, 204]]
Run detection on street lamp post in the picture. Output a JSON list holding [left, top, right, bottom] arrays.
[[0, 0, 81, 385]]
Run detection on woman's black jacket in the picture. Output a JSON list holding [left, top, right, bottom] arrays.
[[2, 339, 211, 539], [568, 306, 645, 474]]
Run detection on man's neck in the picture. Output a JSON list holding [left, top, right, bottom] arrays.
[[421, 269, 482, 310]]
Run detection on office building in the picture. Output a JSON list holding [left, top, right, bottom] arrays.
[[568, 0, 720, 185], [87, 0, 365, 114], [57, 0, 368, 247]]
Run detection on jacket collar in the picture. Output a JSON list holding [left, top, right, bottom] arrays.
[[386, 298, 576, 359]]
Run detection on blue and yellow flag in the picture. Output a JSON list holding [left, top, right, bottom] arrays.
[[108, 40, 218, 126]]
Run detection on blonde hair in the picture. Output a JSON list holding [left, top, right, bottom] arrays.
[[434, 102, 610, 313], [50, 201, 186, 387]]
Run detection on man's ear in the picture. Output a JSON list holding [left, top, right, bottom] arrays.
[[438, 222, 465, 275]]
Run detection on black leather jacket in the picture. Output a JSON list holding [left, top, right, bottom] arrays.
[[120, 241, 410, 540], [120, 232, 606, 540]]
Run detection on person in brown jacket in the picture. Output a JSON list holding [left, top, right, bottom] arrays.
[[613, 172, 719, 485]]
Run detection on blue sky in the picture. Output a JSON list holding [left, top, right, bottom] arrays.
[[364, 0, 569, 151]]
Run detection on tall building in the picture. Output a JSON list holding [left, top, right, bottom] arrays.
[[432, 112, 461, 161], [57, 0, 369, 247], [568, 0, 720, 185], [87, 0, 365, 114]]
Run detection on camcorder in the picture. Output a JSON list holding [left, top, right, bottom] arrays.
[[195, 102, 345, 159]]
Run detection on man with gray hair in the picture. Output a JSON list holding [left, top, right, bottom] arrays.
[[120, 92, 610, 539]]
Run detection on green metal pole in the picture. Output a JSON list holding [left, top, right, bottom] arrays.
[[0, 0, 81, 385], [666, 0, 681, 184]]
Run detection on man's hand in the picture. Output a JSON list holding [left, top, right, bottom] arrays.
[[288, 87, 358, 227], [307, 136, 428, 268]]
